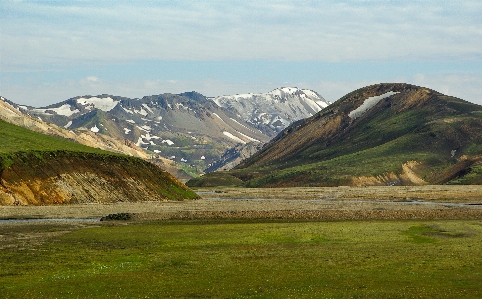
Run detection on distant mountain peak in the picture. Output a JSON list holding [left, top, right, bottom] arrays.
[[213, 87, 331, 137]]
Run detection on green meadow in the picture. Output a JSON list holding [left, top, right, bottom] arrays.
[[1, 219, 481, 298]]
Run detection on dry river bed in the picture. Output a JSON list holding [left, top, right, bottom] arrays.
[[1, 186, 482, 222]]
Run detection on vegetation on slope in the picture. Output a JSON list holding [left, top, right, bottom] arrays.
[[188, 83, 482, 187], [0, 119, 199, 204], [0, 119, 110, 154], [0, 119, 113, 169]]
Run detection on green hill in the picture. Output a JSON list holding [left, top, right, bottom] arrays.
[[0, 119, 109, 154], [0, 119, 199, 205], [188, 83, 482, 187]]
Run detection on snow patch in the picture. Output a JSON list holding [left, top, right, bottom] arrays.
[[175, 103, 187, 110], [237, 131, 260, 142], [90, 125, 100, 133], [137, 125, 151, 132], [303, 98, 324, 113], [162, 139, 175, 146], [44, 104, 80, 117], [142, 104, 153, 114], [64, 121, 73, 129], [316, 100, 330, 108], [133, 107, 148, 116], [141, 133, 160, 141], [213, 113, 224, 121], [121, 106, 133, 114], [230, 118, 255, 132], [77, 97, 119, 112], [136, 137, 149, 146], [223, 131, 246, 144], [348, 91, 399, 119]]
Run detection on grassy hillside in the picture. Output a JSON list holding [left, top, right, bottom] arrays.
[[0, 119, 111, 155], [0, 119, 118, 170], [0, 119, 199, 203], [188, 83, 482, 187]]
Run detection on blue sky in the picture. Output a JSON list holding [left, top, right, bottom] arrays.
[[1, 0, 482, 106]]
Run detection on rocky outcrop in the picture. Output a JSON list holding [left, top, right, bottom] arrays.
[[0, 151, 199, 206]]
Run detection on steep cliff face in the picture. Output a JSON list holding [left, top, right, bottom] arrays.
[[0, 151, 199, 206]]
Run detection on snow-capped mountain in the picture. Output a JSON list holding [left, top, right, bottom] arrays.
[[213, 87, 331, 137], [15, 93, 270, 172], [11, 87, 330, 175]]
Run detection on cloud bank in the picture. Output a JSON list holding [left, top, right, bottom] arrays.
[[1, 0, 481, 105]]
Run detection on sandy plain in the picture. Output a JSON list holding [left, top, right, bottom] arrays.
[[1, 185, 482, 222]]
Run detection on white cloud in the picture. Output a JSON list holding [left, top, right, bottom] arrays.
[[2, 1, 481, 107], [85, 76, 99, 83], [2, 1, 482, 71]]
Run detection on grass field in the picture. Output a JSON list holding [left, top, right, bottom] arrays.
[[1, 219, 481, 298]]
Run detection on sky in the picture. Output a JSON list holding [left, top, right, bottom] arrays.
[[1, 0, 482, 107]]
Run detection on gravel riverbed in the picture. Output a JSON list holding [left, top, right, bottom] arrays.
[[1, 186, 481, 222]]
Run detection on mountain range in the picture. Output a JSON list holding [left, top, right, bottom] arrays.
[[188, 83, 482, 187], [7, 88, 330, 176]]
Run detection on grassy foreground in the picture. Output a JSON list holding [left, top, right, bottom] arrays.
[[1, 220, 482, 298]]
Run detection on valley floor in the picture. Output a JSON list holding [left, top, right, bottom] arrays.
[[1, 185, 481, 221], [2, 186, 482, 298]]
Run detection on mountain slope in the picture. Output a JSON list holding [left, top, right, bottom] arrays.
[[188, 83, 482, 187], [0, 119, 199, 205], [14, 88, 330, 174], [15, 93, 270, 173]]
